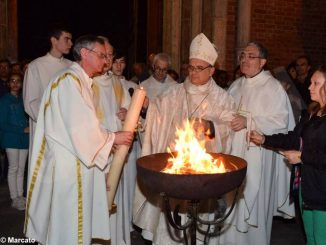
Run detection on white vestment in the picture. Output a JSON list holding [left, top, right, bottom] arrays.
[[141, 74, 177, 101], [133, 78, 236, 245], [93, 73, 137, 245], [23, 53, 72, 172], [120, 77, 138, 92], [24, 62, 114, 245], [217, 70, 295, 245]]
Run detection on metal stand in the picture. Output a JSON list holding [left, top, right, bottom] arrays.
[[162, 188, 239, 245]]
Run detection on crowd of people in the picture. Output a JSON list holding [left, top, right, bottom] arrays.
[[0, 25, 324, 245]]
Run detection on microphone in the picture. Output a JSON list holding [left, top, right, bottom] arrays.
[[128, 88, 134, 97]]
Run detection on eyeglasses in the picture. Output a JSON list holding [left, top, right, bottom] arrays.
[[238, 53, 262, 61], [84, 47, 111, 60], [187, 65, 212, 73], [154, 66, 168, 73]]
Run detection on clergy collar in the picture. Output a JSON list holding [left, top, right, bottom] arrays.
[[244, 70, 270, 85], [94, 72, 115, 86], [152, 75, 167, 83], [245, 69, 263, 79], [46, 52, 65, 62], [183, 77, 213, 95]]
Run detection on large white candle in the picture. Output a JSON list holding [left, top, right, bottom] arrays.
[[107, 88, 146, 211]]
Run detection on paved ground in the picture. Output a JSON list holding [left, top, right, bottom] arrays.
[[0, 178, 305, 245]]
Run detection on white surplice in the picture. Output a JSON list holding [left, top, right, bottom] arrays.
[[217, 70, 295, 245], [141, 74, 177, 101], [93, 73, 136, 245], [24, 62, 114, 245], [120, 77, 138, 92], [23, 53, 72, 172], [133, 78, 236, 245]]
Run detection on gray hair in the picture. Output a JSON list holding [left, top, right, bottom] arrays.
[[246, 41, 268, 59], [153, 53, 172, 67], [73, 35, 105, 61], [97, 35, 109, 43]]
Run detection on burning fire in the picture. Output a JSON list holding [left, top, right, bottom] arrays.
[[162, 119, 226, 174]]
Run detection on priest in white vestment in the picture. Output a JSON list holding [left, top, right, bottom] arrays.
[[24, 35, 134, 245], [217, 42, 295, 245], [93, 39, 133, 245], [23, 27, 73, 174], [133, 33, 236, 245], [141, 53, 177, 102]]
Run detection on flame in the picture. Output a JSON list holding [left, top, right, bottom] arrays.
[[162, 119, 226, 174]]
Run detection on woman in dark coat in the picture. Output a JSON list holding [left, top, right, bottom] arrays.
[[250, 66, 326, 245]]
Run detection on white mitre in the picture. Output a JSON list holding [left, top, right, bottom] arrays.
[[189, 33, 218, 65]]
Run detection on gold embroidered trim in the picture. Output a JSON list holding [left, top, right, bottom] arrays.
[[24, 136, 46, 232], [24, 72, 82, 233], [92, 83, 105, 123], [44, 72, 81, 113], [76, 159, 83, 245]]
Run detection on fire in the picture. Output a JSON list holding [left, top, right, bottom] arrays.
[[162, 119, 226, 174]]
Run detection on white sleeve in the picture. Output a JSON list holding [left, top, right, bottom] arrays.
[[23, 64, 44, 122]]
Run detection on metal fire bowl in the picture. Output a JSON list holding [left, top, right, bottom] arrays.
[[137, 152, 247, 200]]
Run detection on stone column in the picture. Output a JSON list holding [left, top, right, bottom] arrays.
[[191, 0, 202, 38], [8, 0, 17, 61], [163, 0, 182, 72], [236, 0, 251, 58], [212, 0, 228, 69], [0, 0, 17, 61], [0, 0, 8, 59], [180, 0, 192, 65], [147, 0, 163, 54]]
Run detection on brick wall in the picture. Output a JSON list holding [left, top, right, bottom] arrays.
[[252, 0, 326, 70], [225, 0, 326, 77]]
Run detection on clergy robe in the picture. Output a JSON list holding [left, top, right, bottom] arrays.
[[93, 73, 134, 245], [133, 78, 236, 245], [23, 53, 72, 172], [141, 74, 177, 101], [24, 62, 114, 245], [217, 70, 295, 245]]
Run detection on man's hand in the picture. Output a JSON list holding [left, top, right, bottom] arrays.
[[192, 118, 209, 133], [24, 127, 30, 133], [230, 114, 247, 131], [250, 130, 265, 145], [113, 131, 134, 146], [116, 108, 127, 121]]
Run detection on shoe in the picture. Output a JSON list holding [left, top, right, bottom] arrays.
[[11, 197, 26, 211]]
